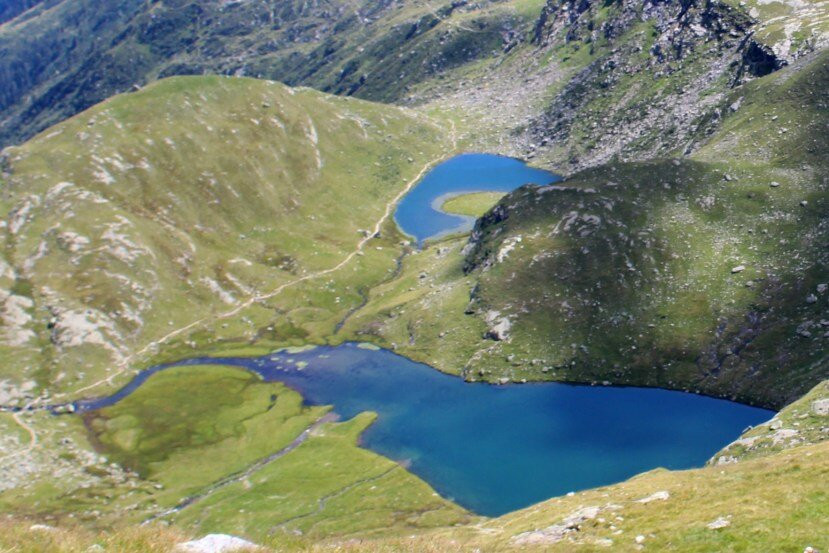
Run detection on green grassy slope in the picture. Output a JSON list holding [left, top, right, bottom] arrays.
[[171, 411, 471, 540], [0, 75, 451, 404], [1, 438, 826, 552], [441, 192, 507, 218], [85, 366, 328, 503], [431, 441, 829, 551], [0, 76, 461, 533]]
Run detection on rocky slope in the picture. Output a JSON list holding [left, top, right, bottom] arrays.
[[461, 48, 828, 407], [710, 379, 829, 465], [425, 0, 829, 172], [5, 0, 827, 166]]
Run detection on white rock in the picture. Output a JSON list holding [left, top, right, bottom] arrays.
[[29, 524, 55, 532], [635, 535, 646, 544], [731, 265, 745, 274], [812, 398, 829, 416], [175, 534, 260, 553], [771, 428, 799, 445], [637, 490, 670, 503], [707, 516, 731, 530], [497, 235, 522, 263]]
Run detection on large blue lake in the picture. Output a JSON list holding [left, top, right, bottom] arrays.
[[394, 153, 559, 243], [77, 344, 773, 517]]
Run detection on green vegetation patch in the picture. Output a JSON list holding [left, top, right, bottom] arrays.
[[0, 74, 452, 400], [87, 365, 328, 501], [440, 192, 507, 218], [171, 412, 472, 540]]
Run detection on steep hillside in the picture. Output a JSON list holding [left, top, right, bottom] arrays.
[[5, 0, 828, 168], [429, 0, 829, 171], [340, 48, 829, 409]]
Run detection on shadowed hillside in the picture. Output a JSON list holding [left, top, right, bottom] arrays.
[[339, 49, 829, 409]]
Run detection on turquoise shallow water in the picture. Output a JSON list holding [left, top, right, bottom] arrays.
[[394, 153, 559, 243], [77, 344, 773, 517]]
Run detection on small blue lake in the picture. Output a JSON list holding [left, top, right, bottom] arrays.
[[76, 344, 773, 517], [394, 153, 559, 243]]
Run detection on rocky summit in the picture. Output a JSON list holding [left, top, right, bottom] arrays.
[[0, 0, 827, 552]]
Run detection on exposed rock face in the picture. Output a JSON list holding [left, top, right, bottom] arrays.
[[525, 0, 785, 170], [534, 0, 775, 74], [484, 310, 512, 341], [512, 505, 602, 545]]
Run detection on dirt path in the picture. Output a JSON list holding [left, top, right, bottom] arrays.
[[0, 407, 38, 462], [68, 117, 457, 401]]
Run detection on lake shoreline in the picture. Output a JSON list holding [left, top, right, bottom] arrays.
[[68, 342, 774, 517]]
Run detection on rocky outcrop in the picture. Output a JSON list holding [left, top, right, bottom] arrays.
[[512, 505, 602, 545], [533, 0, 765, 71], [525, 0, 785, 170]]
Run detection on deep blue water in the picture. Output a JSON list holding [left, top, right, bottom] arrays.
[[394, 153, 559, 243], [76, 344, 773, 517]]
